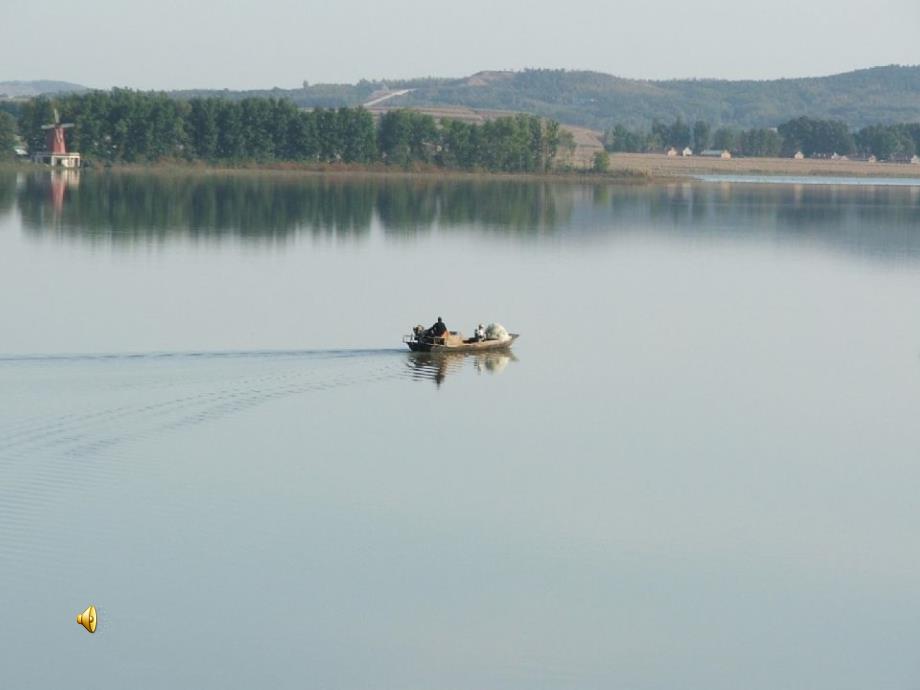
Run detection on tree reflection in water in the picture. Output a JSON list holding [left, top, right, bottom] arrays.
[[9, 171, 564, 243], [3, 169, 920, 261]]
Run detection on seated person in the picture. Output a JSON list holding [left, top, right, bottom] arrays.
[[426, 317, 448, 339]]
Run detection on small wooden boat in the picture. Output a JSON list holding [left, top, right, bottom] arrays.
[[403, 329, 519, 353]]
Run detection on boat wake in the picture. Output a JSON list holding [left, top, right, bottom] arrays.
[[0, 346, 418, 562], [0, 347, 403, 365], [0, 344, 519, 563]]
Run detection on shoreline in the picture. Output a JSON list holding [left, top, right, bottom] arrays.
[[0, 160, 661, 184], [5, 154, 920, 182]]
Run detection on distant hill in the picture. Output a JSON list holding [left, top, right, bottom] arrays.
[[167, 65, 920, 131], [8, 66, 920, 130], [402, 66, 920, 130], [0, 80, 88, 98]]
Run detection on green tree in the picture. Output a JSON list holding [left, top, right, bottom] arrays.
[[379, 110, 438, 167], [778, 116, 854, 156], [557, 129, 576, 166], [18, 96, 56, 153], [189, 98, 220, 159], [669, 117, 692, 148], [693, 120, 711, 151], [540, 119, 560, 170], [0, 111, 18, 159], [650, 120, 671, 149], [592, 150, 610, 173], [216, 101, 244, 159], [605, 124, 652, 153], [64, 90, 110, 159], [407, 111, 438, 164], [855, 124, 915, 159], [441, 119, 476, 168], [239, 98, 277, 159], [379, 110, 413, 166], [338, 107, 377, 162], [712, 127, 738, 151], [287, 110, 319, 160], [315, 108, 342, 161], [903, 124, 920, 155], [739, 128, 782, 157]]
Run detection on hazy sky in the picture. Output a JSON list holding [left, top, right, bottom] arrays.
[[3, 0, 919, 89]]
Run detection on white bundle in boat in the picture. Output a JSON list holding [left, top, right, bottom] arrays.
[[485, 322, 511, 342]]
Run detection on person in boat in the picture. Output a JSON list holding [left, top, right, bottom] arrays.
[[474, 323, 486, 341], [426, 317, 448, 339]]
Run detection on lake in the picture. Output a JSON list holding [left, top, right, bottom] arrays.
[[2, 169, 920, 690]]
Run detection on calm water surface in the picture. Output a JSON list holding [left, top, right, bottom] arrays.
[[2, 170, 920, 690]]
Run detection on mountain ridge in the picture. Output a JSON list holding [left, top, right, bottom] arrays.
[[5, 65, 920, 130], [0, 80, 88, 98]]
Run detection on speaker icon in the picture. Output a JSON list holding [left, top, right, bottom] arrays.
[[76, 605, 97, 634]]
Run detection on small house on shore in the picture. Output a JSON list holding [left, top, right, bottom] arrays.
[[33, 151, 81, 168], [666, 147, 678, 157], [700, 149, 732, 159], [793, 151, 805, 160], [682, 147, 693, 157]]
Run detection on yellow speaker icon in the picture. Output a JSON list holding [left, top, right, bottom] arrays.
[[76, 605, 97, 634]]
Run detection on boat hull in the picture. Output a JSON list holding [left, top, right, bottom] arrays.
[[406, 334, 519, 353]]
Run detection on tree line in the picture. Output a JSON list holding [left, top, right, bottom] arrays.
[[605, 116, 920, 159], [13, 89, 561, 172]]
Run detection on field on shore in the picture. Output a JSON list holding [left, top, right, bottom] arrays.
[[601, 152, 920, 178]]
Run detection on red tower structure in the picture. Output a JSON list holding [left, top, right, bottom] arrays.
[[33, 109, 80, 168]]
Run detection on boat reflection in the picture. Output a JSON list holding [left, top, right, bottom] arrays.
[[405, 351, 517, 387]]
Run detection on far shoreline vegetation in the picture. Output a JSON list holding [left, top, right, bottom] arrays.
[[5, 91, 563, 174], [1, 89, 920, 179], [602, 116, 920, 161]]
